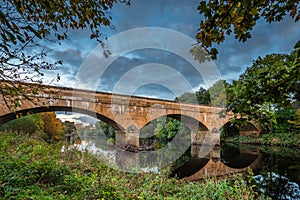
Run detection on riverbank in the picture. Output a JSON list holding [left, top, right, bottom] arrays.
[[0, 131, 261, 199], [224, 133, 300, 147]]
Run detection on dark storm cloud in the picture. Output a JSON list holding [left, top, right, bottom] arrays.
[[95, 49, 205, 99], [48, 0, 300, 124], [48, 0, 300, 97], [216, 16, 300, 81], [52, 48, 84, 67]]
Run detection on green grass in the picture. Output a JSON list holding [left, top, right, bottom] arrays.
[[225, 133, 300, 147], [0, 131, 265, 200]]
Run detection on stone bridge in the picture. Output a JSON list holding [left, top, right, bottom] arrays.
[[0, 84, 261, 146]]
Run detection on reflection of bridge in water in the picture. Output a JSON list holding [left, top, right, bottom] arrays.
[[173, 145, 263, 181]]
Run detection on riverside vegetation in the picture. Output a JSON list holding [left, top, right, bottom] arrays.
[[177, 45, 300, 147], [0, 114, 265, 199]]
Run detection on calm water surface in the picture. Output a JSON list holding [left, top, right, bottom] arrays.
[[76, 135, 300, 199], [173, 143, 300, 200]]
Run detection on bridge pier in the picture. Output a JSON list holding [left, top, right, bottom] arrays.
[[115, 129, 140, 148], [191, 129, 220, 146], [114, 129, 140, 173], [191, 145, 220, 160]]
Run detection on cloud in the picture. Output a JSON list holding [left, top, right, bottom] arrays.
[[215, 16, 300, 81], [52, 48, 84, 67], [43, 0, 300, 98], [110, 0, 200, 37], [56, 112, 99, 126]]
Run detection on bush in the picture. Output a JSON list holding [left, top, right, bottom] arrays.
[[0, 115, 40, 134]]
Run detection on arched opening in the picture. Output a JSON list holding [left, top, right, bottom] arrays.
[[139, 115, 191, 168], [220, 121, 259, 141], [220, 121, 260, 168], [140, 114, 208, 150], [0, 107, 123, 149], [0, 106, 124, 131], [220, 122, 239, 141], [139, 114, 209, 171], [239, 122, 259, 136]]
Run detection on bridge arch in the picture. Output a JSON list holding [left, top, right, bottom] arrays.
[[139, 114, 213, 148], [140, 114, 209, 132], [221, 121, 260, 138], [0, 106, 125, 132]]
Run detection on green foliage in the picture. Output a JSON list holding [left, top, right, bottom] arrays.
[[0, 131, 68, 199], [77, 121, 116, 148], [289, 109, 300, 132], [175, 80, 230, 107], [196, 86, 211, 105], [220, 122, 239, 140], [197, 0, 300, 58], [0, 0, 130, 45], [0, 129, 262, 199], [275, 106, 298, 134], [208, 79, 230, 107], [154, 117, 190, 149], [226, 132, 300, 147], [175, 91, 200, 104], [227, 49, 300, 133], [0, 112, 67, 143], [0, 114, 40, 134], [95, 121, 115, 139]]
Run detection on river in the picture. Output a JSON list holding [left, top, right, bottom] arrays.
[[71, 137, 300, 199], [173, 143, 300, 200]]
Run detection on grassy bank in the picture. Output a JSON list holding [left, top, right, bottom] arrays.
[[0, 131, 263, 199], [224, 133, 300, 147]]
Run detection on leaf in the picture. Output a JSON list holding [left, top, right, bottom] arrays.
[[290, 5, 297, 18], [209, 48, 218, 60], [26, 25, 42, 39]]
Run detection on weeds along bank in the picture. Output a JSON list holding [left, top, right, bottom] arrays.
[[0, 131, 263, 200]]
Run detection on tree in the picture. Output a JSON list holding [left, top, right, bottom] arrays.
[[175, 82, 231, 107], [0, 114, 40, 134], [227, 47, 300, 132], [175, 87, 210, 106], [0, 0, 130, 110], [207, 79, 230, 107], [196, 87, 211, 105], [95, 121, 115, 139], [288, 109, 300, 132], [40, 112, 64, 142], [154, 117, 190, 149], [196, 0, 300, 58], [175, 92, 199, 104]]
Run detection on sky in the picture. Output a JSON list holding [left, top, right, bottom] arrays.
[[39, 0, 300, 124], [42, 0, 300, 99]]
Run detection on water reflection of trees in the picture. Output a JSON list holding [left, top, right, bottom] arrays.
[[77, 121, 116, 150], [139, 117, 191, 169], [219, 143, 300, 199], [255, 154, 300, 199], [221, 144, 258, 169]]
